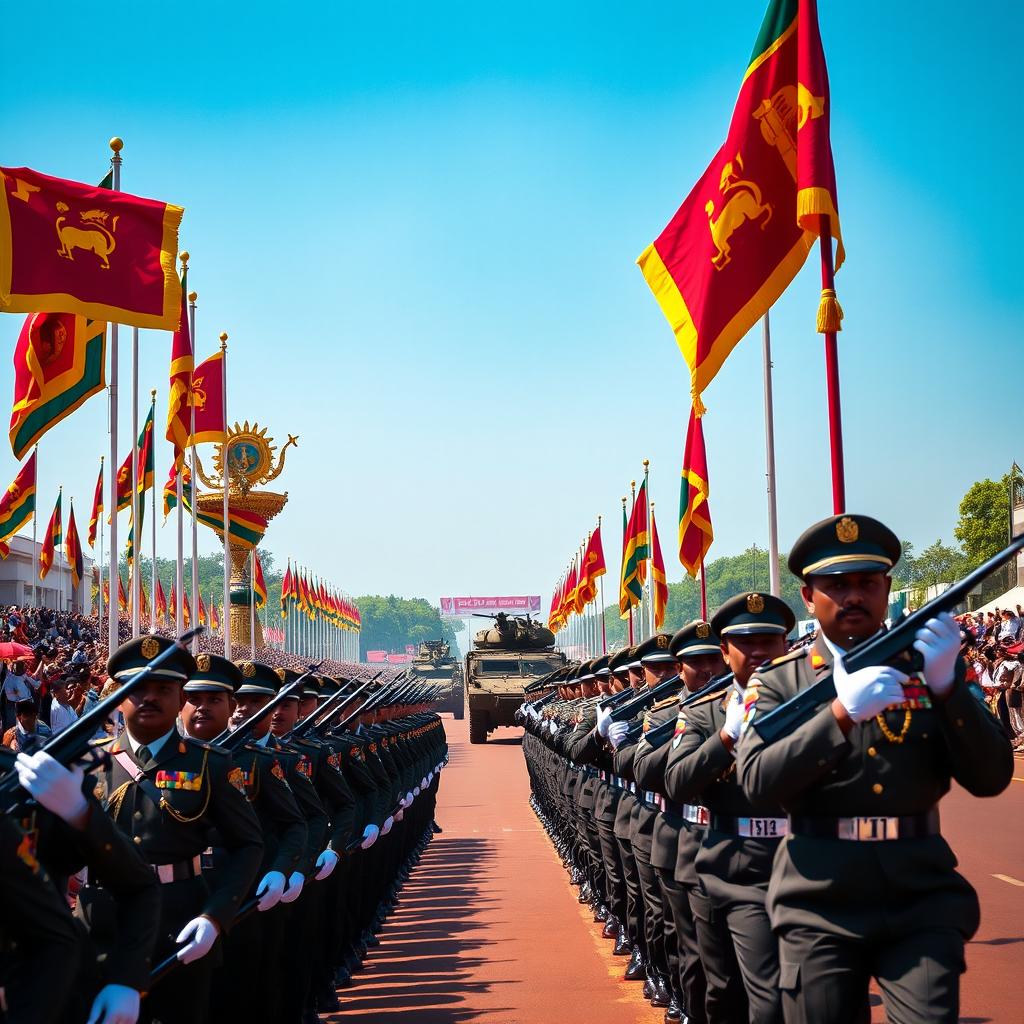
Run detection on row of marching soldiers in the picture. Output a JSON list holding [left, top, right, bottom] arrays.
[[1, 634, 449, 1024], [520, 513, 1015, 1024]]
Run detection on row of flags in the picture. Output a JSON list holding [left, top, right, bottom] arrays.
[[547, 526, 606, 633], [617, 477, 669, 631], [97, 570, 224, 630], [281, 561, 361, 630]]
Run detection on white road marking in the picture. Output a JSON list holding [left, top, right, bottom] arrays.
[[992, 873, 1024, 887]]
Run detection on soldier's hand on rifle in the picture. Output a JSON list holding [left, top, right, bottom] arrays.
[[279, 871, 305, 904], [381, 815, 395, 836], [15, 750, 88, 829], [85, 983, 140, 1024], [596, 704, 613, 738], [175, 916, 220, 964], [913, 612, 961, 698], [833, 657, 908, 724], [255, 870, 287, 911], [607, 721, 630, 750], [720, 690, 745, 746], [314, 849, 339, 880], [360, 823, 380, 849]]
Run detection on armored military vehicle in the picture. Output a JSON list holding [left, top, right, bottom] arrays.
[[465, 614, 566, 744], [410, 640, 464, 719]]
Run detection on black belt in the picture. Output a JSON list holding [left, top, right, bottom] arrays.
[[788, 809, 940, 842], [710, 814, 788, 839]]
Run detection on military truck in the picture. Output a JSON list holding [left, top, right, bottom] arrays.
[[465, 613, 566, 744], [410, 639, 464, 719]]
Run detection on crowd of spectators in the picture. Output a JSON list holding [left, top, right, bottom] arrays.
[[957, 606, 1024, 748], [0, 605, 375, 749]]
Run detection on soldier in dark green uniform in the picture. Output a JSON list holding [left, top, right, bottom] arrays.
[[90, 636, 264, 1024], [737, 514, 1015, 1024], [664, 593, 794, 1024]]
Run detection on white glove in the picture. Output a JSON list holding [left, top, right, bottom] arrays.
[[721, 691, 744, 743], [406, 790, 414, 806], [381, 815, 394, 836], [913, 612, 961, 697], [360, 824, 379, 849], [314, 849, 339, 881], [421, 776, 429, 789], [833, 656, 908, 723], [596, 705, 613, 738], [279, 871, 305, 904], [413, 786, 421, 796], [607, 721, 630, 750], [548, 720, 558, 735], [175, 915, 220, 964], [527, 707, 539, 722], [395, 808, 405, 821], [255, 870, 287, 912], [86, 983, 140, 1024], [15, 751, 88, 826]]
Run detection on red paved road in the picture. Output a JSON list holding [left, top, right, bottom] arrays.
[[330, 719, 1023, 1023]]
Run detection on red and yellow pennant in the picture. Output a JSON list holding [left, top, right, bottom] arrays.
[[650, 508, 669, 631], [678, 407, 714, 577], [38, 491, 61, 580], [637, 0, 842, 414], [87, 458, 103, 548], [189, 349, 226, 446], [65, 499, 83, 588], [0, 166, 183, 331], [253, 551, 267, 609]]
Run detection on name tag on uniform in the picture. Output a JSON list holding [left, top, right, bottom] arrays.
[[737, 817, 787, 838], [838, 816, 899, 841], [155, 770, 202, 791]]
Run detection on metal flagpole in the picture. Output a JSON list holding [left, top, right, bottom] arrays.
[[250, 550, 256, 657], [175, 255, 188, 636], [644, 461, 654, 638], [148, 390, 157, 631], [220, 333, 230, 660], [97, 457, 104, 628], [818, 225, 845, 513], [107, 139, 122, 658], [188, 293, 199, 654], [57, 486, 63, 612], [762, 311, 781, 597], [597, 515, 607, 652], [130, 328, 140, 637]]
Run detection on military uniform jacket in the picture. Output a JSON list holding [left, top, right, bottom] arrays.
[[664, 689, 785, 905], [736, 634, 1015, 936], [95, 732, 263, 931], [235, 743, 307, 876], [613, 730, 654, 853], [633, 700, 686, 874], [290, 735, 357, 850], [270, 736, 328, 872]]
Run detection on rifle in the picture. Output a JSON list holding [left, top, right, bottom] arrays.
[[0, 627, 207, 816], [641, 715, 677, 749], [679, 671, 735, 708], [598, 685, 641, 712], [334, 676, 414, 732], [609, 674, 681, 723], [284, 672, 380, 741], [751, 532, 1024, 744]]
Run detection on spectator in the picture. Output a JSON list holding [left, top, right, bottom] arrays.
[[46, 676, 78, 735], [1, 660, 41, 731], [2, 699, 51, 750], [998, 608, 1020, 642]]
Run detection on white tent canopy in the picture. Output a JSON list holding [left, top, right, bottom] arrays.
[[972, 586, 1024, 617]]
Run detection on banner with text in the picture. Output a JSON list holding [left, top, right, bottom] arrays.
[[439, 595, 542, 619]]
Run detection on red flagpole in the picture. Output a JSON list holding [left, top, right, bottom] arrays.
[[819, 225, 845, 514], [699, 561, 708, 621]]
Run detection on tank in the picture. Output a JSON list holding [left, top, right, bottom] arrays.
[[465, 614, 566, 744], [410, 640, 464, 719]]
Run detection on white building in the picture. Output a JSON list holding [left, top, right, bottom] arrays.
[[0, 534, 93, 614]]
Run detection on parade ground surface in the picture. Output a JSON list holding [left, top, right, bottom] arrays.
[[328, 715, 1023, 1023]]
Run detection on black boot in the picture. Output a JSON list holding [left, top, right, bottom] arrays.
[[643, 972, 656, 1001], [602, 914, 619, 939], [624, 947, 646, 980], [652, 974, 672, 1008], [594, 902, 609, 923], [431, 820, 443, 833], [613, 926, 632, 956], [664, 995, 683, 1022]]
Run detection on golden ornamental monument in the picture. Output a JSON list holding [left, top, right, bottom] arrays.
[[196, 419, 297, 649]]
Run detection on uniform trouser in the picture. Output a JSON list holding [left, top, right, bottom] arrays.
[[280, 880, 321, 1022], [655, 865, 707, 1023], [597, 820, 626, 924], [634, 846, 668, 977], [777, 924, 962, 1024], [613, 832, 644, 952], [582, 810, 606, 899], [696, 888, 779, 1024], [691, 883, 749, 1024]]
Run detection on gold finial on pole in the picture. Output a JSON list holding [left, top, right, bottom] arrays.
[[643, 459, 650, 469], [188, 291, 197, 304], [150, 388, 156, 401], [109, 137, 124, 154], [179, 251, 189, 269], [219, 331, 228, 349]]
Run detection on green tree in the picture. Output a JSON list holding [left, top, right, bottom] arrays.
[[955, 476, 1011, 566], [354, 595, 460, 657]]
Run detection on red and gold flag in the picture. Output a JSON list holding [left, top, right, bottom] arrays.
[[9, 313, 106, 458], [155, 578, 168, 624], [189, 350, 226, 446], [637, 0, 842, 413], [165, 272, 192, 466], [65, 499, 83, 588], [577, 527, 607, 607], [38, 491, 61, 579], [0, 451, 37, 541], [169, 580, 177, 622], [650, 509, 669, 630], [198, 593, 207, 627], [210, 597, 220, 631], [102, 578, 110, 606], [182, 589, 191, 627], [281, 560, 293, 619], [0, 167, 183, 330], [87, 459, 103, 548], [253, 552, 267, 609], [117, 571, 128, 613], [678, 407, 714, 577]]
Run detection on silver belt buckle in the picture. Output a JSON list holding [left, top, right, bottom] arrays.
[[645, 790, 657, 804], [839, 816, 899, 841], [737, 817, 787, 838], [630, 782, 636, 795], [684, 804, 710, 826]]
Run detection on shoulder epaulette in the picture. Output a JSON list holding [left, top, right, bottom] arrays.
[[766, 647, 809, 669], [688, 689, 726, 708], [89, 735, 114, 748], [651, 694, 680, 713], [184, 736, 229, 756]]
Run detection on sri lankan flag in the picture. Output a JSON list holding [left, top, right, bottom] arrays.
[[117, 572, 128, 613], [198, 592, 208, 627], [38, 490, 61, 579], [0, 450, 36, 540], [113, 405, 155, 515], [65, 499, 83, 588], [253, 552, 267, 609], [166, 270, 192, 466], [281, 560, 293, 618], [9, 313, 106, 458], [678, 407, 714, 577], [87, 458, 103, 548], [637, 0, 843, 414], [182, 588, 191, 627], [210, 597, 220, 631], [155, 577, 168, 624], [189, 349, 226, 446], [619, 479, 649, 616], [650, 508, 669, 630], [125, 498, 144, 567], [577, 526, 607, 608]]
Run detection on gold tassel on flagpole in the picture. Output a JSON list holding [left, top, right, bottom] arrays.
[[816, 288, 843, 334]]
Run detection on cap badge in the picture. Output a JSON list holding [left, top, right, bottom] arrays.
[[275, 668, 287, 682], [747, 593, 765, 614], [836, 516, 859, 544], [656, 635, 669, 649], [141, 636, 160, 660], [241, 662, 256, 678], [696, 623, 711, 640], [196, 654, 210, 672]]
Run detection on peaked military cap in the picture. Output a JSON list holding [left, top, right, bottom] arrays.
[[184, 653, 243, 693], [302, 672, 323, 699], [592, 653, 610, 676], [233, 659, 286, 696], [636, 633, 676, 664], [626, 646, 643, 670], [670, 620, 721, 658], [712, 592, 795, 637], [577, 659, 596, 683], [318, 675, 342, 700], [788, 513, 901, 579], [608, 648, 632, 676], [108, 634, 196, 682]]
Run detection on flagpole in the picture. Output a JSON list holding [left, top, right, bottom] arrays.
[[644, 461, 654, 638], [250, 550, 256, 656], [98, 457, 104, 628], [130, 326, 140, 638], [623, 496, 634, 646], [700, 560, 708, 620], [220, 332, 230, 660], [598, 514, 608, 654], [107, 138, 123, 657], [149, 390, 158, 631], [818, 227, 845, 514], [188, 292, 199, 655], [175, 255, 188, 636], [762, 311, 781, 597], [57, 486, 63, 612]]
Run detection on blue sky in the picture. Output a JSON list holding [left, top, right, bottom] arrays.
[[1, 0, 1021, 612]]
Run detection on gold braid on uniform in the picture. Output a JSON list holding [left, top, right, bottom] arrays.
[[107, 781, 133, 819], [875, 707, 912, 744], [160, 750, 212, 823]]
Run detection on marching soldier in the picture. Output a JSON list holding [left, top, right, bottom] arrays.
[[737, 514, 1015, 1023], [664, 593, 794, 1024]]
